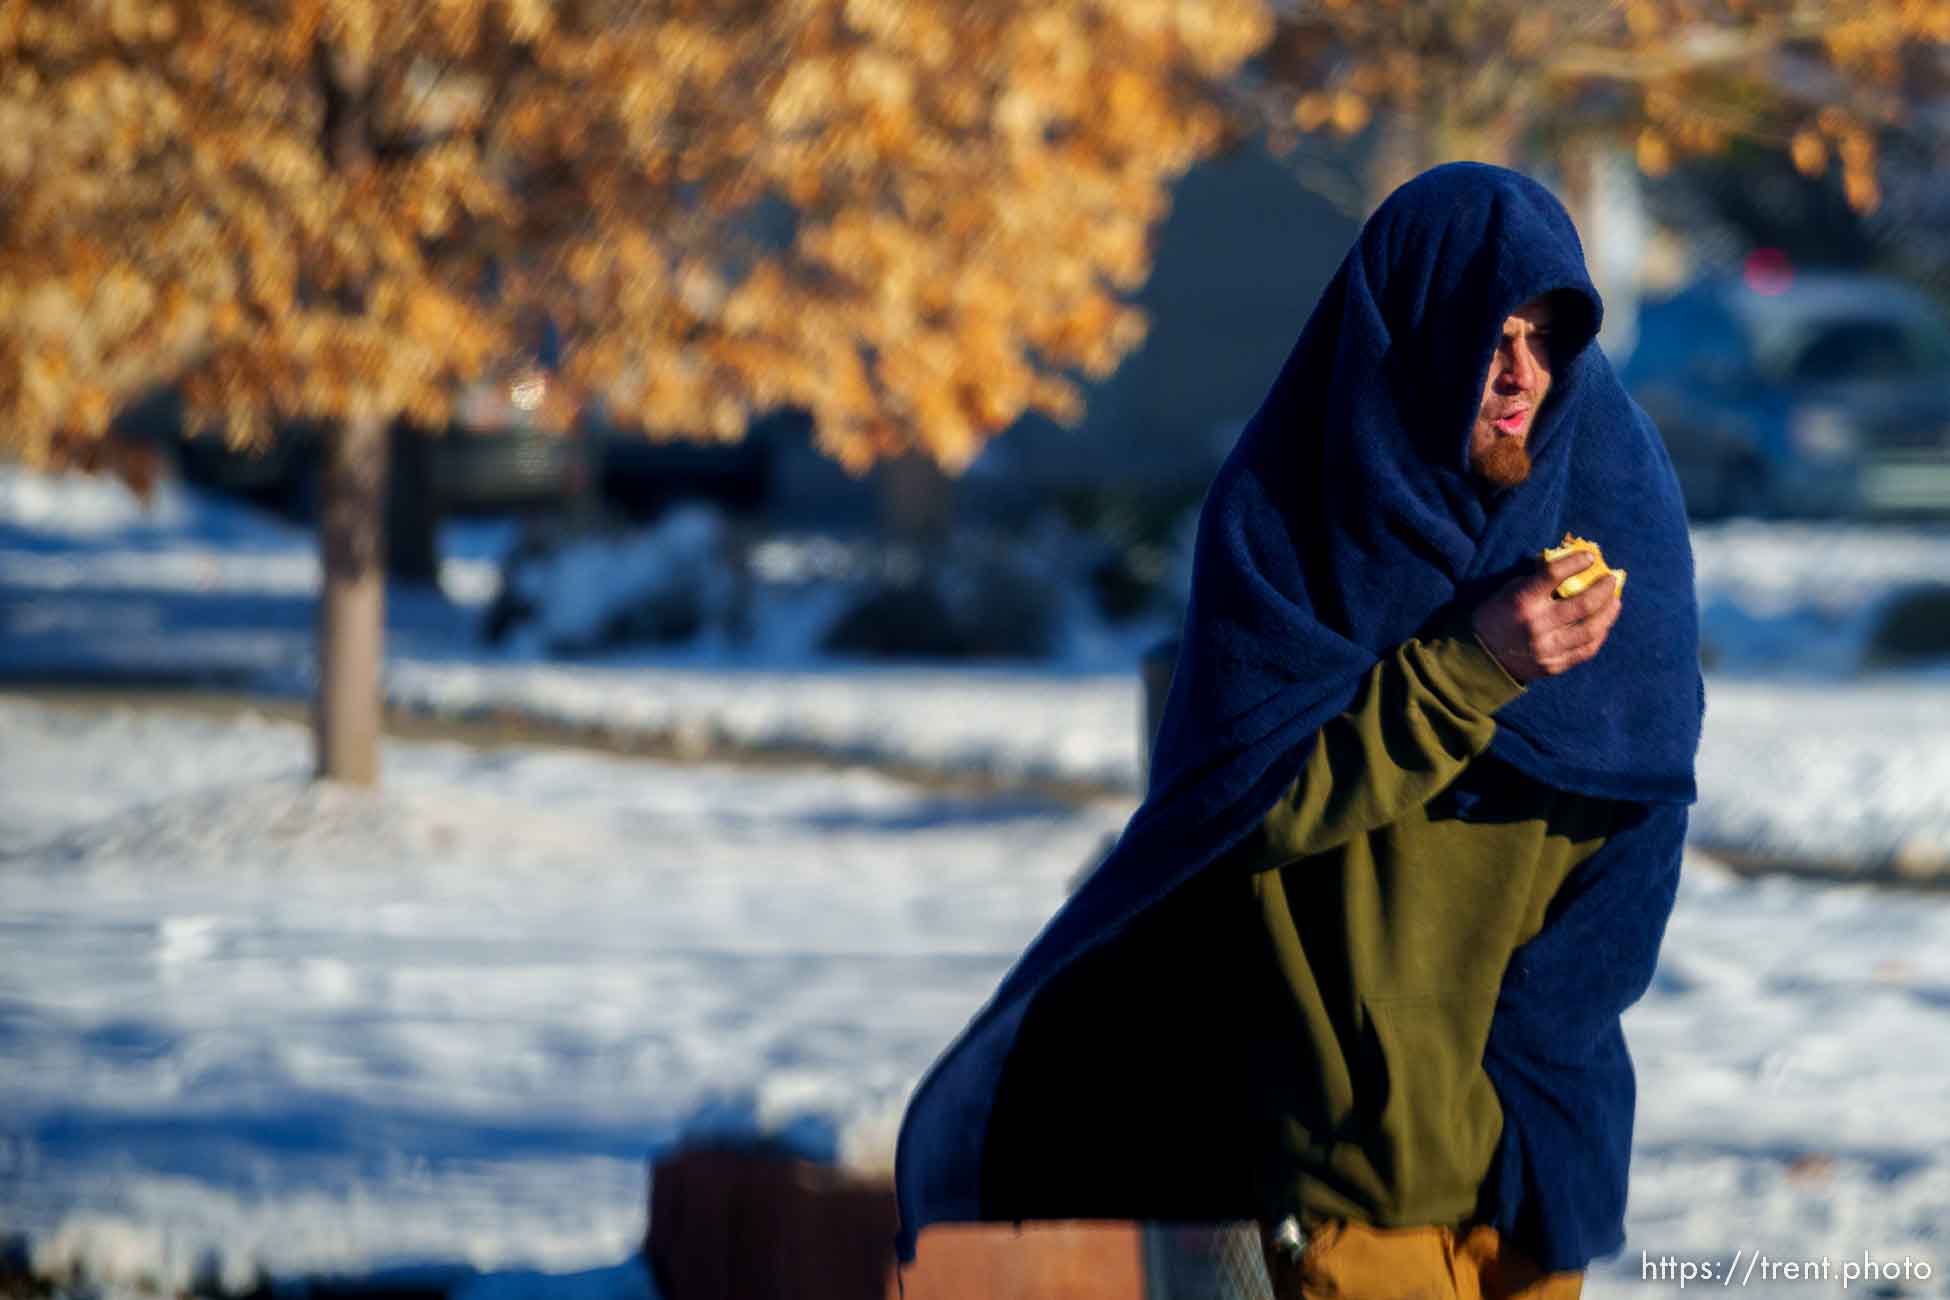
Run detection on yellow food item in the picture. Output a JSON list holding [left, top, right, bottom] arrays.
[[1542, 533, 1626, 600]]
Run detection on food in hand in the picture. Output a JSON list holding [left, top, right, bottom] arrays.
[[1542, 533, 1626, 600]]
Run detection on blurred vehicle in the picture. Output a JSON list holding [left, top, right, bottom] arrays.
[[1622, 268, 1950, 518], [436, 364, 591, 517], [590, 406, 793, 523], [166, 366, 590, 521]]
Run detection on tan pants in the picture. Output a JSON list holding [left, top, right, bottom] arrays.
[[1261, 1219, 1585, 1300]]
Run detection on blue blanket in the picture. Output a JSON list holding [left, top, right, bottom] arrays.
[[894, 163, 1704, 1272]]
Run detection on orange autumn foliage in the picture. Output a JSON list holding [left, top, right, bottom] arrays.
[[0, 0, 1270, 476], [1242, 0, 1950, 211], [5, 0, 1942, 478]]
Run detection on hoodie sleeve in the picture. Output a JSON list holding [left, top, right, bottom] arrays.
[[1238, 622, 1526, 869]]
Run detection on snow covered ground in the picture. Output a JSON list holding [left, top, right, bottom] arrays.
[[0, 468, 502, 688], [1693, 518, 1950, 676], [1, 697, 1945, 1299], [6, 465, 1950, 866], [4, 465, 1950, 1296], [0, 696, 1121, 1293]]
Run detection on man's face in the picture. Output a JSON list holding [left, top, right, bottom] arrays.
[[1469, 296, 1557, 490]]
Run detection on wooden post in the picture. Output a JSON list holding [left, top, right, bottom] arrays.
[[315, 413, 389, 785], [645, 1145, 1149, 1300]]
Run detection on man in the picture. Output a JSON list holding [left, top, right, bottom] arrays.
[[895, 164, 1703, 1299], [1471, 298, 1558, 492]]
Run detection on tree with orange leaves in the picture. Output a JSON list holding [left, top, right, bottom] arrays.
[[1240, 0, 1950, 214], [7, 0, 1943, 787], [0, 0, 1268, 783]]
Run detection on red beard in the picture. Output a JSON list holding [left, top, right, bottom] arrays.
[[1471, 435, 1532, 489]]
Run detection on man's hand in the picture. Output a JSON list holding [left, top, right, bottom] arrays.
[[1471, 550, 1622, 684]]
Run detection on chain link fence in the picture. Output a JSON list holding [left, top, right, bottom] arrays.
[[1142, 1223, 1277, 1300]]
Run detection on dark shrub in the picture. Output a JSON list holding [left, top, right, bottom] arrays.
[[820, 539, 1059, 660], [1865, 583, 1950, 668]]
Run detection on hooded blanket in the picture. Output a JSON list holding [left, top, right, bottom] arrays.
[[894, 163, 1704, 1273]]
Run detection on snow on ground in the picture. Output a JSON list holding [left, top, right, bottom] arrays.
[[0, 468, 503, 686], [1696, 678, 1950, 870], [389, 666, 1950, 871], [0, 698, 1945, 1297], [0, 696, 1125, 1291], [1693, 518, 1950, 675], [1594, 862, 1950, 1298], [0, 467, 196, 538], [4, 467, 1950, 1292], [10, 464, 1950, 867], [386, 658, 1145, 791]]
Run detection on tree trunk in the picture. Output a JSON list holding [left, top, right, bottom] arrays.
[[1367, 114, 1516, 208], [1552, 141, 1648, 356], [315, 414, 389, 785]]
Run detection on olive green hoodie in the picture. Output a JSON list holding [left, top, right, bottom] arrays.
[[980, 625, 1622, 1228], [1230, 623, 1622, 1228]]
